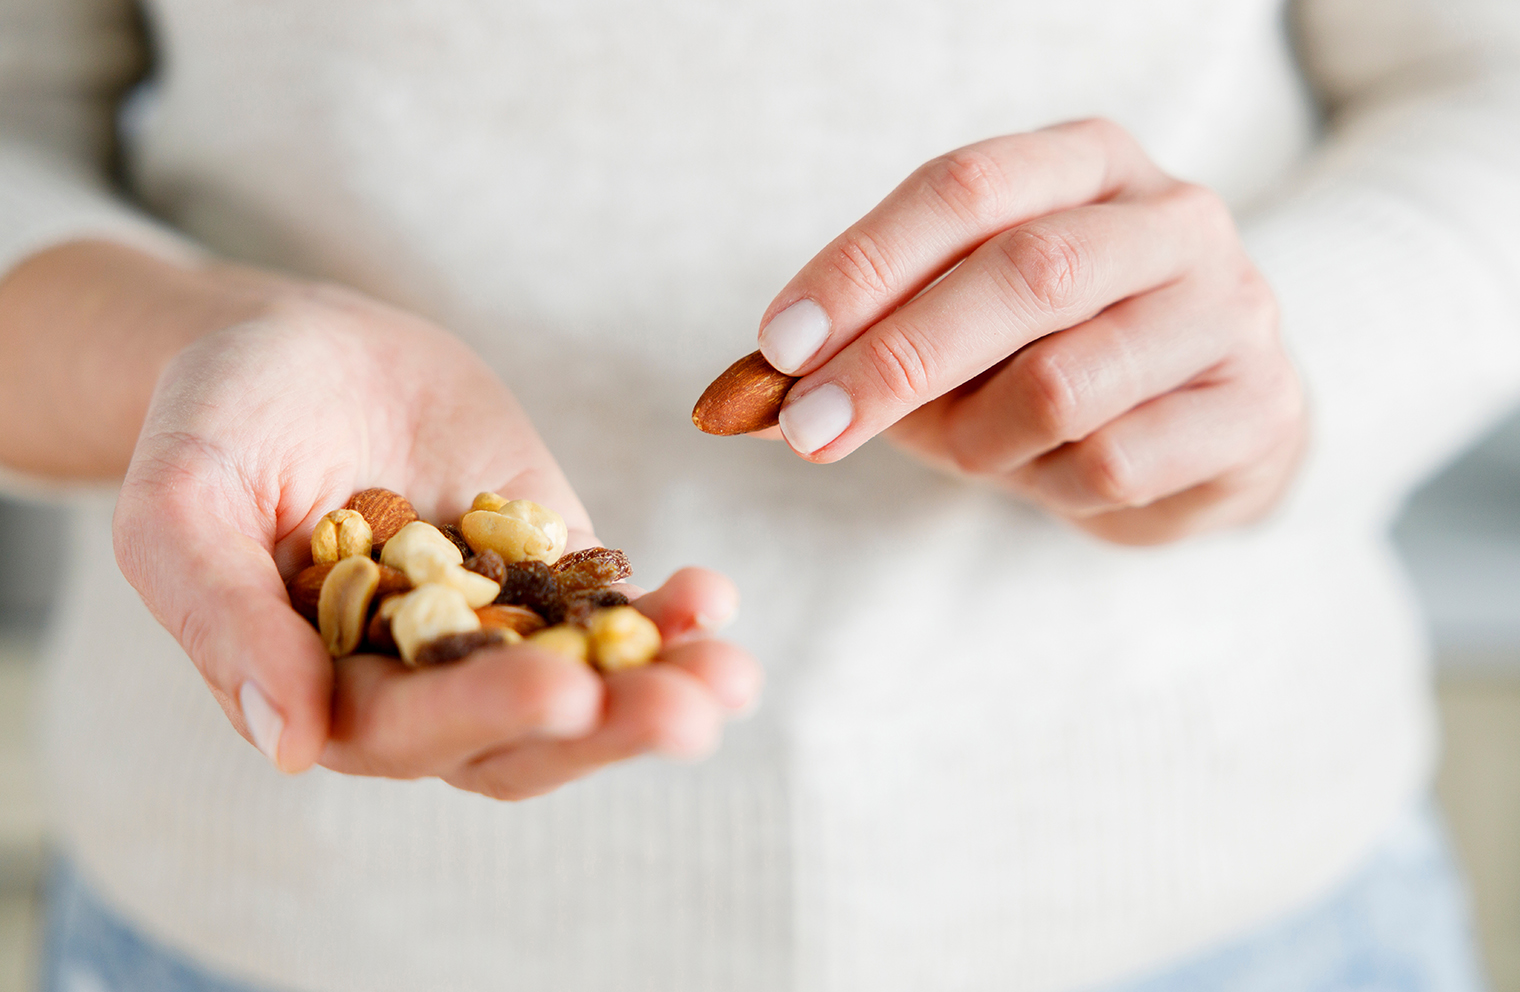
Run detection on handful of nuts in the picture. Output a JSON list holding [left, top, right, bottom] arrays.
[[287, 488, 661, 673]]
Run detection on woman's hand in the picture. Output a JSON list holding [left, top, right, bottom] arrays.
[[757, 118, 1305, 545], [111, 278, 759, 796]]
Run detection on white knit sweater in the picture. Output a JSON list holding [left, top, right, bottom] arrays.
[[5, 2, 1520, 990]]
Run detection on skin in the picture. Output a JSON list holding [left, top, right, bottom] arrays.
[[759, 119, 1306, 545], [0, 242, 759, 797], [0, 117, 1305, 792]]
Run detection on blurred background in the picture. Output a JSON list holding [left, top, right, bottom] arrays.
[[1, 414, 1519, 989]]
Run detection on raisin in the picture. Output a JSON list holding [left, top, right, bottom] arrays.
[[563, 588, 632, 628], [496, 560, 563, 622], [365, 608, 398, 655], [463, 548, 507, 586], [440, 522, 474, 559], [553, 547, 632, 593], [412, 628, 508, 667]]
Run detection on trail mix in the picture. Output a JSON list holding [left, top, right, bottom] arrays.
[[286, 488, 659, 672]]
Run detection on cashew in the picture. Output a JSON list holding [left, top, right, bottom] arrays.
[[460, 499, 567, 565], [390, 583, 483, 667], [380, 520, 499, 607]]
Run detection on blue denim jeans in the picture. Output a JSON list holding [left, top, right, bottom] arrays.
[[42, 803, 1485, 992]]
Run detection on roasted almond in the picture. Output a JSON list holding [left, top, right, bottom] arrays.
[[476, 603, 548, 637], [691, 350, 799, 436], [288, 563, 336, 621], [345, 488, 420, 548]]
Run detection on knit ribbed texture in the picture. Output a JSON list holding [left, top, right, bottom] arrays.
[[6, 1, 1520, 990]]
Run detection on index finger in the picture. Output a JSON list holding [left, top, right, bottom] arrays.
[[755, 119, 1167, 377]]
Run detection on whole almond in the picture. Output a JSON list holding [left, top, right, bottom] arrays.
[[345, 488, 420, 549], [375, 563, 411, 599], [476, 603, 547, 637], [288, 563, 336, 621], [691, 350, 799, 436]]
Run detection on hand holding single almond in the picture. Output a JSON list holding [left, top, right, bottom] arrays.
[[111, 273, 759, 799], [696, 119, 1306, 545]]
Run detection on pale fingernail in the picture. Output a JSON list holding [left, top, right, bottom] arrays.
[[779, 383, 853, 454], [694, 608, 736, 633], [694, 596, 738, 632], [239, 681, 284, 769], [759, 299, 830, 374]]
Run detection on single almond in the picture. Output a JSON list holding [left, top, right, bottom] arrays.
[[288, 563, 336, 621], [691, 350, 800, 436], [476, 603, 547, 637], [345, 488, 420, 549], [375, 563, 411, 598]]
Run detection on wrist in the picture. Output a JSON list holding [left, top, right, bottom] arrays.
[[0, 238, 308, 480]]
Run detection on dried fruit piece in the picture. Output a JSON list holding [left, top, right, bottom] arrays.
[[526, 625, 590, 664], [553, 547, 632, 592], [463, 549, 507, 586], [312, 509, 374, 566], [563, 589, 632, 628], [495, 562, 562, 613], [460, 499, 568, 565], [390, 584, 482, 667], [345, 488, 419, 548], [691, 350, 799, 436], [476, 603, 547, 637], [288, 563, 336, 621], [366, 595, 403, 654], [413, 628, 514, 667], [440, 523, 473, 559], [586, 606, 661, 672], [496, 560, 562, 621], [318, 555, 381, 657]]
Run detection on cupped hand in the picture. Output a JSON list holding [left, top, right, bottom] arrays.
[[757, 118, 1305, 544], [113, 284, 759, 789]]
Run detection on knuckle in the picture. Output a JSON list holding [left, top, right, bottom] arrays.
[[1072, 434, 1140, 506], [1075, 116, 1128, 148], [1262, 364, 1307, 437], [174, 603, 218, 674], [1017, 348, 1087, 444], [864, 325, 936, 406], [998, 224, 1092, 316], [455, 766, 557, 803], [945, 420, 1008, 476], [828, 228, 901, 300], [1066, 117, 1139, 164], [922, 148, 1009, 227], [1235, 267, 1280, 340], [1169, 180, 1230, 226]]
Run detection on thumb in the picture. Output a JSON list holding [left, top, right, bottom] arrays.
[[114, 468, 332, 773]]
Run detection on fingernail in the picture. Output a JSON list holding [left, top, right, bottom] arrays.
[[759, 299, 830, 374], [239, 681, 284, 769], [694, 607, 737, 633], [779, 383, 853, 454]]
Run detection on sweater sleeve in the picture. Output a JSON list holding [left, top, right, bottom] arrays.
[[0, 0, 192, 498], [1244, 0, 1520, 528]]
